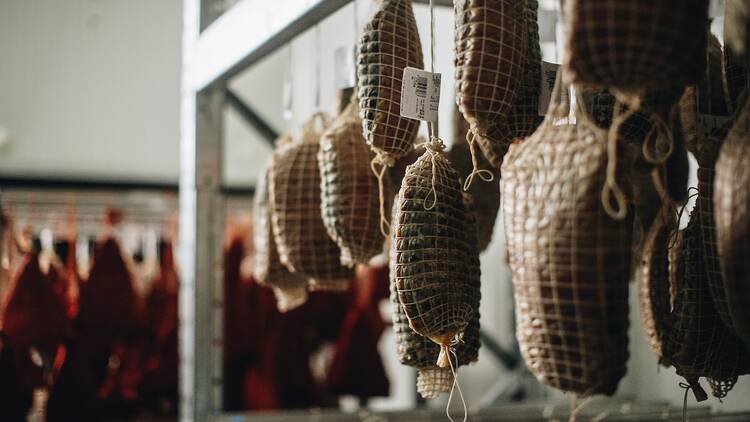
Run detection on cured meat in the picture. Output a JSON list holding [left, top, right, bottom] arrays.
[[357, 0, 423, 165]]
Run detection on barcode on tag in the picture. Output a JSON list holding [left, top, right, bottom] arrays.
[[538, 61, 560, 116], [698, 114, 730, 138], [400, 67, 441, 122]]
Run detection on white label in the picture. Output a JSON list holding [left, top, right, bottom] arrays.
[[400, 67, 441, 122], [538, 61, 560, 116], [698, 114, 730, 137], [334, 45, 356, 89]]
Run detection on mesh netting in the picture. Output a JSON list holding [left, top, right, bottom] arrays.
[[714, 98, 750, 350], [722, 39, 749, 114], [725, 0, 750, 61], [416, 368, 454, 400], [666, 210, 750, 400], [389, 191, 480, 398], [638, 213, 674, 366], [504, 0, 543, 141], [702, 34, 731, 117], [501, 83, 632, 396], [564, 0, 709, 96], [357, 0, 423, 164], [269, 113, 354, 289], [319, 98, 386, 267], [252, 160, 308, 312], [448, 112, 500, 252], [454, 0, 526, 170], [392, 143, 480, 359], [698, 168, 736, 335]]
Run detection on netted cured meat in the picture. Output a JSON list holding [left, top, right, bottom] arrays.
[[357, 0, 423, 165], [392, 140, 480, 366], [319, 98, 386, 267], [714, 97, 750, 349], [501, 77, 632, 396], [269, 113, 354, 290], [564, 0, 709, 97], [454, 0, 526, 170], [253, 156, 308, 312]]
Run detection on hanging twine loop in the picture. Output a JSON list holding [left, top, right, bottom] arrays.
[[463, 126, 495, 191], [600, 101, 636, 220], [415, 136, 447, 211], [444, 336, 467, 422], [370, 153, 396, 238]]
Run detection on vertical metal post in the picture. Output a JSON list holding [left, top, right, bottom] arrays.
[[180, 0, 225, 419], [179, 86, 226, 421]]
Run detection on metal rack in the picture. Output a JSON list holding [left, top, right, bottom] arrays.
[[180, 1, 460, 420]]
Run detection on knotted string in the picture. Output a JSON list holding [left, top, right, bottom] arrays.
[[463, 127, 495, 191], [370, 154, 395, 238], [601, 101, 636, 220], [445, 338, 467, 422], [642, 112, 675, 165], [416, 137, 446, 211]]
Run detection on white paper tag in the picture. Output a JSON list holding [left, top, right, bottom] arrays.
[[334, 45, 356, 89], [538, 61, 560, 116], [698, 114, 730, 138], [400, 67, 441, 122]]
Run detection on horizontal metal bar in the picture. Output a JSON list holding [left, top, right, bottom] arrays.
[[192, 0, 350, 91], [0, 176, 254, 196], [192, 0, 453, 91], [225, 89, 278, 145]]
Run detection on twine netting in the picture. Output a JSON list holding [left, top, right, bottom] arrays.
[[501, 79, 632, 396], [638, 213, 674, 366], [722, 39, 749, 113], [392, 141, 480, 364], [504, 0, 543, 141], [564, 0, 709, 96], [269, 113, 354, 289], [714, 98, 750, 349], [252, 161, 308, 312], [389, 192, 480, 398], [357, 0, 423, 163], [319, 98, 386, 267], [702, 33, 731, 118], [666, 210, 750, 400], [454, 0, 526, 171], [416, 368, 454, 399], [698, 168, 737, 335], [448, 113, 500, 252], [725, 0, 750, 61]]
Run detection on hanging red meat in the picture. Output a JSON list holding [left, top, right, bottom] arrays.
[[224, 235, 253, 411], [326, 264, 390, 399], [77, 237, 145, 352], [3, 252, 72, 357], [0, 332, 34, 421], [140, 239, 179, 417]]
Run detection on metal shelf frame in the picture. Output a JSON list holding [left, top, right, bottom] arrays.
[[179, 1, 461, 421]]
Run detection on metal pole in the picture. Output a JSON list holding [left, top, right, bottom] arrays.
[[179, 84, 226, 422], [181, 0, 225, 419]]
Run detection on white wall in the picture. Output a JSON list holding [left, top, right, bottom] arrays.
[[0, 0, 183, 182]]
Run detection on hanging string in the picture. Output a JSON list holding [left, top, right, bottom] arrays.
[[283, 44, 294, 121], [427, 0, 438, 141], [445, 341, 467, 422], [415, 138, 446, 211], [315, 24, 322, 110], [679, 382, 691, 422], [463, 129, 495, 191], [568, 394, 595, 422], [371, 157, 392, 237], [601, 101, 635, 220]]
